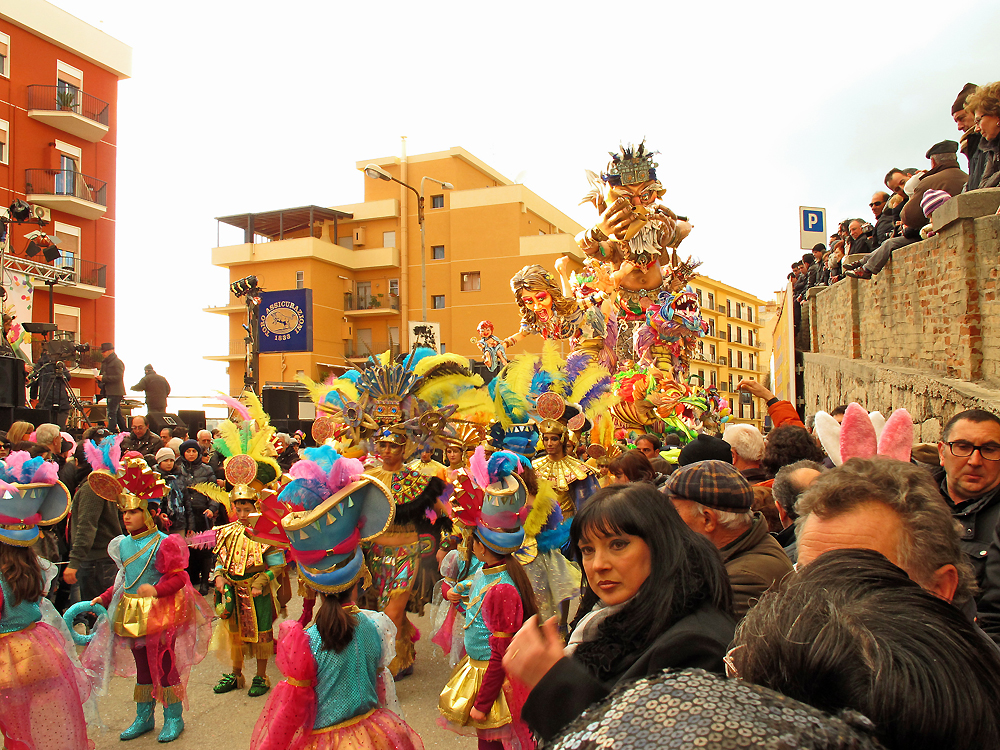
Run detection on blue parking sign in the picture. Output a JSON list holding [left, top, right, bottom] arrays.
[[803, 210, 824, 233], [799, 206, 827, 249]]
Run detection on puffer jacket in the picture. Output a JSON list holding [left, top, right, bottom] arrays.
[[173, 457, 218, 534]]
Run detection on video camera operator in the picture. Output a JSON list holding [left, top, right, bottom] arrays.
[[29, 348, 73, 429]]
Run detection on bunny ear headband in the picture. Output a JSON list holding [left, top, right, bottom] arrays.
[[814, 402, 913, 467]]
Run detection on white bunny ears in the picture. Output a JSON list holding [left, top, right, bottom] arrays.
[[814, 403, 914, 467]]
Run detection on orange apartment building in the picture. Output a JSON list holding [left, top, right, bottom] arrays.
[[0, 0, 130, 398], [206, 146, 589, 393]]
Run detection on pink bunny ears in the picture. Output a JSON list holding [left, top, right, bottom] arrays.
[[814, 403, 913, 466]]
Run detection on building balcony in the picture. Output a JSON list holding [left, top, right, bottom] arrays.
[[345, 341, 399, 360], [27, 85, 110, 142], [3, 255, 107, 298], [343, 293, 400, 317], [212, 237, 398, 271], [204, 340, 249, 362], [203, 297, 246, 315], [26, 169, 107, 220]]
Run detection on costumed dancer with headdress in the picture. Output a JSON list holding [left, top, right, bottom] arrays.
[[77, 436, 212, 743], [0, 451, 94, 750], [438, 449, 539, 750], [189, 451, 286, 699], [249, 446, 423, 750]]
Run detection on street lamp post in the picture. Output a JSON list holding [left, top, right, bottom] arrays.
[[364, 164, 453, 322]]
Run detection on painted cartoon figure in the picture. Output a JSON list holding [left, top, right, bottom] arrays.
[[472, 320, 508, 372]]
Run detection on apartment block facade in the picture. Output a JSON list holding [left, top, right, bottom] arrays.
[[0, 0, 130, 396]]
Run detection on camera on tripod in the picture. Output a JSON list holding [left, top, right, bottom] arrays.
[[45, 338, 90, 365]]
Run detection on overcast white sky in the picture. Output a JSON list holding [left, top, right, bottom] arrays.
[[47, 0, 1000, 405]]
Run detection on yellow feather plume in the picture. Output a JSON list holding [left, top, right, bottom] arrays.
[[377, 351, 392, 366], [296, 374, 331, 405], [217, 420, 243, 458], [504, 354, 538, 403], [539, 341, 566, 395], [494, 380, 513, 429], [191, 482, 231, 512], [569, 368, 612, 416], [524, 477, 557, 537], [413, 352, 472, 377], [243, 390, 269, 429], [452, 388, 495, 422]]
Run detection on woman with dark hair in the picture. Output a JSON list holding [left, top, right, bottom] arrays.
[[504, 483, 735, 742], [607, 449, 657, 484]]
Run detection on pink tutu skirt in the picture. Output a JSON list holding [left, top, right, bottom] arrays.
[[298, 708, 423, 750], [0, 622, 94, 750]]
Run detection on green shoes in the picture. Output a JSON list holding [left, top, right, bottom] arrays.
[[213, 673, 245, 694], [157, 703, 184, 743], [248, 675, 271, 698]]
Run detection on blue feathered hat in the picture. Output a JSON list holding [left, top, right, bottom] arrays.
[[278, 446, 395, 594], [0, 451, 70, 547], [468, 449, 531, 557]]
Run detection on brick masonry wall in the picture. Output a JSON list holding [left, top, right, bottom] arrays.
[[804, 189, 1000, 441]]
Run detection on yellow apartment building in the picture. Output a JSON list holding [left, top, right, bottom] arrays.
[[205, 147, 588, 393], [687, 275, 769, 430]]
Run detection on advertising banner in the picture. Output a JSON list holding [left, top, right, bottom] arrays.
[[771, 282, 796, 406], [258, 289, 312, 352]]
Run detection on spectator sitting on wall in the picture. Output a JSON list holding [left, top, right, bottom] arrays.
[[871, 191, 894, 248], [827, 240, 845, 283], [967, 81, 1000, 192], [806, 245, 827, 288], [954, 83, 985, 187], [850, 146, 965, 280]]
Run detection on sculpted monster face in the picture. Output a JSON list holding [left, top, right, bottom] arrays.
[[666, 288, 704, 332]]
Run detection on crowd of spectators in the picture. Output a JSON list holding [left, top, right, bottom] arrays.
[[504, 378, 1000, 748], [788, 80, 1000, 306]]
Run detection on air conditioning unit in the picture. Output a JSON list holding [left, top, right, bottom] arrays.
[[31, 205, 51, 223], [353, 227, 366, 246]]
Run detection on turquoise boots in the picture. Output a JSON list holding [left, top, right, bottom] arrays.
[[157, 702, 184, 743], [120, 695, 155, 740]]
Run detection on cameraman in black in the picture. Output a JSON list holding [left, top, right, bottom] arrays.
[[29, 347, 73, 429]]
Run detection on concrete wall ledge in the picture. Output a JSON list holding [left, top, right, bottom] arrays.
[[934, 187, 1000, 231]]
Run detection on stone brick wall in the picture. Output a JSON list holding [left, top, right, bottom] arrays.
[[804, 189, 1000, 441]]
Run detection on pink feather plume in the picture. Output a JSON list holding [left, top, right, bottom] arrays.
[[469, 446, 490, 490], [217, 392, 251, 422], [877, 409, 914, 462], [5, 451, 28, 478], [30, 460, 59, 485], [108, 433, 126, 469], [840, 403, 878, 462], [289, 460, 327, 483], [327, 457, 364, 494], [83, 439, 104, 471]]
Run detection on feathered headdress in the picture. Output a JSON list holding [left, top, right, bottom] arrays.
[[0, 450, 69, 547], [211, 392, 281, 491]]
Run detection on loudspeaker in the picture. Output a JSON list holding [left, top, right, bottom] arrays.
[[0, 406, 54, 432], [148, 412, 185, 433], [0, 356, 26, 409], [177, 410, 206, 435], [263, 389, 299, 421]]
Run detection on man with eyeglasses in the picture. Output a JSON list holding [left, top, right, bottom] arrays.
[[935, 409, 1000, 588], [870, 191, 893, 248]]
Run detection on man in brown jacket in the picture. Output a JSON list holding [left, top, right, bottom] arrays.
[[665, 460, 794, 620]]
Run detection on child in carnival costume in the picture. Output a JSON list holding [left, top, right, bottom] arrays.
[[193, 451, 287, 699], [438, 448, 541, 750], [249, 446, 424, 750], [79, 436, 212, 743], [0, 451, 94, 750]]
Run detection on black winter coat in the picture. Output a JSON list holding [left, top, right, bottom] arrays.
[[173, 458, 218, 534], [520, 603, 735, 741]]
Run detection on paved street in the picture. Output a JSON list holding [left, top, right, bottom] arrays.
[[76, 591, 476, 750]]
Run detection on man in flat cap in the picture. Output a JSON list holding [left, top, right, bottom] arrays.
[[664, 460, 793, 620], [849, 141, 967, 280]]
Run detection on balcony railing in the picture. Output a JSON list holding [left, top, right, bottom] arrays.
[[26, 169, 107, 208], [345, 341, 400, 358], [27, 85, 110, 126], [344, 293, 400, 311]]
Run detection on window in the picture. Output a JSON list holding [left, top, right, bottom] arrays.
[[748, 330, 754, 347], [708, 319, 715, 337], [0, 32, 9, 78], [356, 281, 372, 308], [736, 303, 743, 320], [431, 195, 445, 209], [382, 231, 396, 248], [728, 348, 733, 364], [295, 270, 304, 289], [695, 288, 703, 306], [737, 351, 743, 369], [698, 369, 705, 385], [726, 299, 732, 317], [726, 324, 732, 342], [389, 278, 399, 296], [0, 118, 7, 165], [749, 353, 755, 371], [728, 375, 734, 392], [736, 326, 742, 344], [710, 344, 716, 361], [707, 292, 715, 309], [432, 245, 444, 260], [56, 61, 83, 112], [432, 295, 445, 309], [54, 304, 80, 342], [461, 272, 481, 292], [710, 370, 717, 387], [748, 306, 754, 323], [53, 222, 80, 272]]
